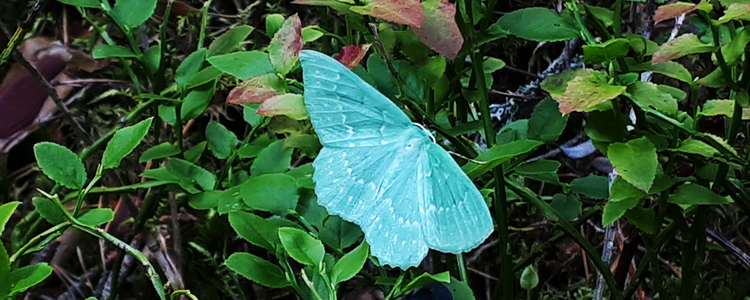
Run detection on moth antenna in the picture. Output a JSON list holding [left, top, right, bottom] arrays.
[[413, 123, 436, 143], [448, 151, 486, 164]]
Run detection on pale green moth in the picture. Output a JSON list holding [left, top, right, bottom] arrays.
[[300, 50, 494, 269]]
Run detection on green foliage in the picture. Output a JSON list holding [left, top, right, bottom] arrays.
[[33, 142, 87, 189], [9, 1, 750, 299]]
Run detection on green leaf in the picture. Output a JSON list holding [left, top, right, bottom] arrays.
[[34, 142, 87, 189], [226, 252, 289, 288], [0, 202, 20, 234], [696, 67, 728, 88], [142, 158, 216, 194], [189, 190, 226, 210], [700, 99, 734, 117], [649, 61, 693, 84], [251, 139, 293, 176], [585, 110, 627, 143], [584, 4, 614, 27], [626, 82, 681, 115], [287, 163, 315, 189], [102, 118, 153, 169], [553, 69, 626, 115], [181, 84, 216, 120], [278, 227, 325, 266], [110, 0, 157, 28], [143, 45, 160, 74], [57, 0, 101, 8], [175, 49, 207, 87], [608, 137, 657, 191], [9, 263, 53, 295], [208, 51, 275, 80], [717, 3, 750, 24], [571, 175, 609, 199], [603, 197, 639, 225], [158, 105, 176, 125], [265, 14, 286, 37], [494, 7, 580, 42], [520, 265, 539, 290], [583, 38, 630, 64], [240, 173, 299, 215], [515, 159, 560, 184], [464, 140, 544, 178], [528, 97, 568, 143], [284, 134, 322, 158], [401, 271, 451, 293], [670, 138, 719, 157], [319, 216, 363, 250], [443, 277, 477, 299], [257, 94, 309, 120], [184, 67, 223, 90], [669, 183, 731, 205], [627, 33, 658, 56], [549, 194, 582, 221], [624, 208, 658, 234], [230, 211, 288, 250], [209, 25, 254, 56], [609, 176, 648, 202], [652, 33, 716, 63], [0, 244, 8, 297], [243, 103, 264, 127], [139, 143, 181, 162], [238, 136, 273, 159], [331, 242, 369, 285], [184, 141, 207, 163], [302, 26, 325, 42], [33, 197, 66, 225], [714, 26, 750, 67], [77, 208, 114, 227], [92, 44, 136, 58], [206, 121, 237, 159]]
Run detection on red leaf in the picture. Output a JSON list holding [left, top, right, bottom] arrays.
[[350, 0, 424, 27], [268, 14, 303, 75], [257, 94, 308, 120], [334, 44, 372, 69], [412, 0, 462, 59], [226, 74, 281, 105]]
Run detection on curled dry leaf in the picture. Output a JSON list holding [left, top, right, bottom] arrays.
[[226, 74, 282, 105], [334, 44, 372, 69]]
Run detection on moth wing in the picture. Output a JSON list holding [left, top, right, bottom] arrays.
[[313, 143, 429, 269], [420, 143, 494, 253], [300, 50, 413, 148]]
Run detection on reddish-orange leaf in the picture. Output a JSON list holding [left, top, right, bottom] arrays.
[[654, 1, 711, 24], [268, 14, 303, 76], [412, 0, 462, 59], [257, 94, 308, 120], [334, 44, 372, 69], [350, 0, 424, 27], [226, 74, 281, 105]]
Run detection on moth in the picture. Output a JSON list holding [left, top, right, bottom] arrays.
[[300, 50, 493, 268]]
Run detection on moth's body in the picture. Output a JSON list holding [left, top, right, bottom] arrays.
[[301, 50, 494, 268]]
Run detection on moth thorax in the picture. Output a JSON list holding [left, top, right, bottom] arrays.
[[402, 126, 431, 151]]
